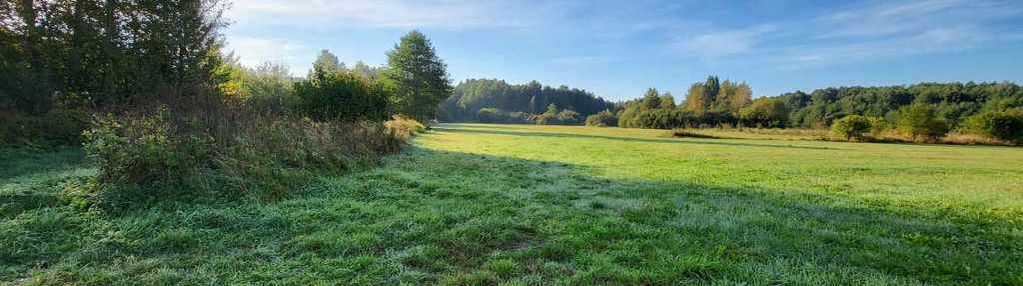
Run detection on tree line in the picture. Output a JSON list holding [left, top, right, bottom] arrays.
[[437, 79, 614, 124], [588, 76, 1023, 143]]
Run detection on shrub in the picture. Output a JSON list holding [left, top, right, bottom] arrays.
[[898, 104, 949, 141], [83, 108, 213, 191], [556, 109, 580, 125], [967, 109, 1023, 143], [739, 98, 788, 128], [81, 97, 412, 207], [293, 71, 389, 121], [384, 115, 426, 140], [831, 115, 872, 141], [476, 108, 531, 124], [585, 110, 618, 127]]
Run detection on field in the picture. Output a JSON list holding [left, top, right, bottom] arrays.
[[2, 123, 1022, 285]]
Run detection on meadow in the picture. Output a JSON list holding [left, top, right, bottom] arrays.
[[2, 123, 1022, 285]]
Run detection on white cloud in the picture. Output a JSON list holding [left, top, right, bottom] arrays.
[[225, 36, 313, 74], [660, 0, 1023, 68], [671, 25, 777, 58], [227, 0, 536, 29]]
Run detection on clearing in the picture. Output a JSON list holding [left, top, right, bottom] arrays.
[[2, 124, 1022, 285]]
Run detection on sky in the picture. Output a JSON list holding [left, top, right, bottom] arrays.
[[224, 0, 1023, 101]]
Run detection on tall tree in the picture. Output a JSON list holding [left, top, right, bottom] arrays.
[[310, 49, 343, 78], [386, 30, 452, 121], [685, 83, 709, 111]]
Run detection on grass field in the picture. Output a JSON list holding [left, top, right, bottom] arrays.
[[2, 123, 1022, 285]]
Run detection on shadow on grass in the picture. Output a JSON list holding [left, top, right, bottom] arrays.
[[2, 146, 1019, 284], [434, 127, 840, 151], [0, 147, 88, 182]]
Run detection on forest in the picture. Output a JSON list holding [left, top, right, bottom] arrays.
[[437, 79, 614, 124], [438, 76, 1023, 144]]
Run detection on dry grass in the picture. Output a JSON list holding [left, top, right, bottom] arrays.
[[672, 127, 1018, 146]]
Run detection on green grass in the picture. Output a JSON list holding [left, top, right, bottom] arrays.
[[3, 124, 1022, 285]]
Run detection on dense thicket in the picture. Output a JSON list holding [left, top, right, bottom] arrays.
[[1, 0, 442, 204], [0, 0, 228, 113], [438, 79, 613, 124]]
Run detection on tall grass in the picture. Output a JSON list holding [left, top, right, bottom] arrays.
[[79, 91, 421, 207]]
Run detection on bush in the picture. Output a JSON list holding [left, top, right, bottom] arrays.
[[384, 115, 426, 140], [831, 115, 872, 141], [293, 71, 389, 121], [476, 108, 532, 124], [898, 104, 949, 141], [556, 109, 580, 125], [585, 110, 618, 127], [81, 97, 412, 207], [967, 109, 1023, 143]]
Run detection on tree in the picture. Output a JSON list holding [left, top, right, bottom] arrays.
[[685, 83, 710, 111], [831, 115, 872, 141], [293, 70, 389, 122], [386, 30, 452, 121], [659, 92, 676, 109], [641, 88, 662, 110], [310, 49, 344, 78], [585, 110, 618, 127], [739, 98, 789, 128], [898, 104, 949, 141], [967, 109, 1023, 143]]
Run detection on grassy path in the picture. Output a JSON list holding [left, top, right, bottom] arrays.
[[2, 124, 1022, 285]]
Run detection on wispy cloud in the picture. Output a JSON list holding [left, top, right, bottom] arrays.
[[664, 0, 1023, 68], [670, 24, 778, 58], [227, 0, 542, 29]]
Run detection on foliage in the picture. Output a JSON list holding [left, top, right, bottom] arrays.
[[79, 99, 411, 207], [439, 79, 613, 124], [776, 82, 1022, 129], [242, 62, 297, 113], [384, 115, 427, 140], [293, 70, 390, 122], [898, 104, 950, 141], [967, 109, 1023, 143], [82, 108, 212, 192], [532, 104, 581, 125], [585, 110, 618, 127], [0, 0, 229, 114], [831, 115, 873, 141], [386, 30, 452, 121], [476, 108, 532, 124], [739, 98, 789, 128], [684, 76, 752, 113]]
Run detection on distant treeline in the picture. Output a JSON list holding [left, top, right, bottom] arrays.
[[437, 79, 614, 124], [436, 76, 1023, 143], [603, 77, 1023, 143]]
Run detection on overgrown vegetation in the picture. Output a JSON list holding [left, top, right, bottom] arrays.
[[0, 1, 446, 208]]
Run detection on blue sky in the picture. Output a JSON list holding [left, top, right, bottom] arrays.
[[224, 0, 1023, 101]]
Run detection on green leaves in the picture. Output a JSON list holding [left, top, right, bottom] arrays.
[[386, 30, 452, 121]]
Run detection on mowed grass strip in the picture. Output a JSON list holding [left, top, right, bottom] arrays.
[[2, 124, 1022, 285]]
